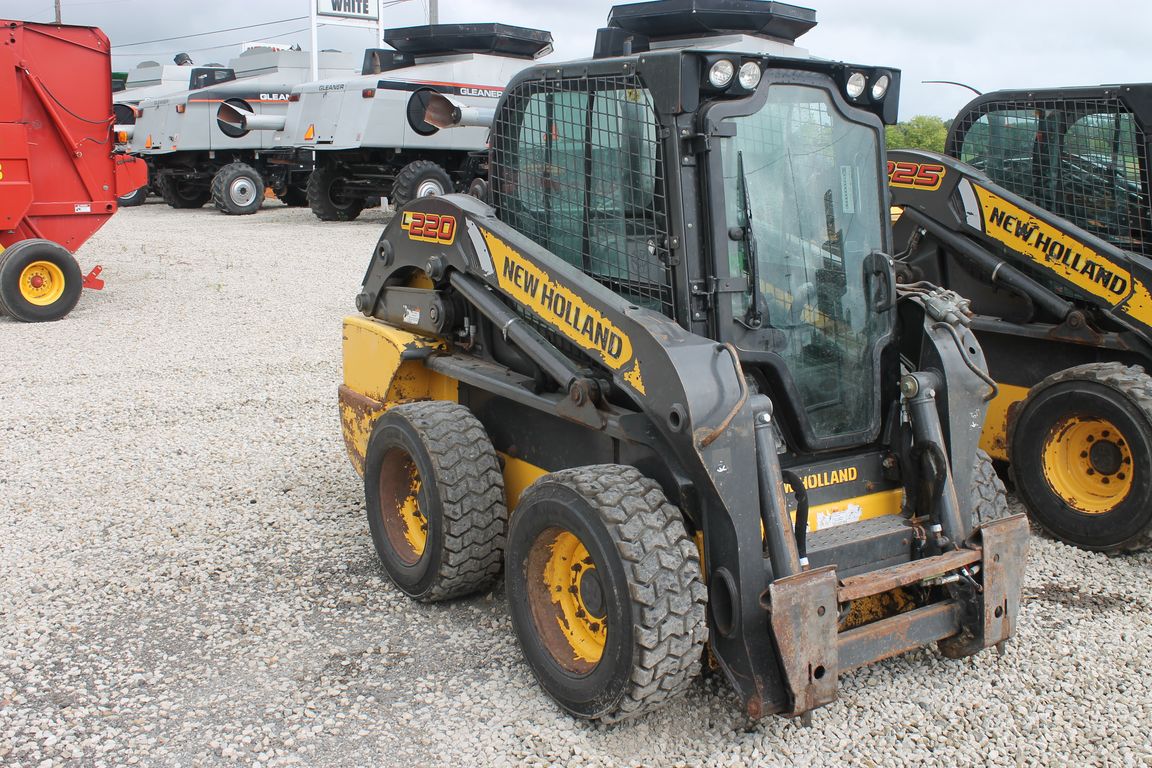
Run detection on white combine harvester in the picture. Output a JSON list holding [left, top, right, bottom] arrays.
[[221, 23, 553, 221], [123, 48, 358, 215]]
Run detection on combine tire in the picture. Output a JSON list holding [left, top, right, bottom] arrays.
[[211, 162, 264, 215], [117, 185, 148, 207], [364, 401, 507, 602], [971, 449, 1009, 526], [0, 239, 83, 322], [156, 175, 210, 209], [1010, 362, 1152, 552], [307, 165, 364, 221], [392, 160, 452, 208], [505, 465, 708, 722]]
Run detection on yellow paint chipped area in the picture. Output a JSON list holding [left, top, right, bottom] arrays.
[[980, 383, 1030, 462], [339, 316, 458, 475], [623, 362, 646, 396], [543, 531, 606, 665], [399, 478, 427, 556]]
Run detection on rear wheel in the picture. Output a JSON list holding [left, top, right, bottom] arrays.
[[392, 160, 452, 208], [156, 175, 210, 209], [307, 165, 364, 221], [211, 162, 264, 215], [505, 465, 707, 722], [1010, 363, 1152, 552], [364, 401, 507, 601], [0, 239, 83, 322]]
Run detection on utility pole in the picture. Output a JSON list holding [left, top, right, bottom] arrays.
[[54, 0, 61, 23], [429, 0, 438, 24]]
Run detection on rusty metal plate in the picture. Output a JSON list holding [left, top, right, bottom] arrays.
[[978, 513, 1031, 646], [767, 565, 839, 716]]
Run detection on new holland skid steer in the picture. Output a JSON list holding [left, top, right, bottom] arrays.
[[339, 0, 1029, 722], [889, 84, 1152, 552]]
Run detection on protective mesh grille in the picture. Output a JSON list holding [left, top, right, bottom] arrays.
[[490, 73, 674, 315], [954, 97, 1151, 257]]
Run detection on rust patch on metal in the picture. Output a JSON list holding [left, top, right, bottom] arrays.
[[338, 385, 385, 477], [837, 548, 982, 603], [767, 566, 839, 716]]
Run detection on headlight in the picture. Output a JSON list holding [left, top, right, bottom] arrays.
[[846, 72, 867, 99], [738, 62, 762, 90], [871, 74, 891, 101], [709, 59, 735, 88]]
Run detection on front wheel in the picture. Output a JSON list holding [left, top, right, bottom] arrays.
[[211, 162, 264, 215], [506, 465, 707, 722], [0, 239, 84, 322], [971, 448, 1009, 526], [1010, 363, 1152, 552]]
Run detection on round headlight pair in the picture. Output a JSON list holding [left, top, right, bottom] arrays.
[[846, 72, 892, 101], [708, 60, 763, 90]]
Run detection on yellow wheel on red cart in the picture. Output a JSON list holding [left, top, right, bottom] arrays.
[[0, 239, 84, 322]]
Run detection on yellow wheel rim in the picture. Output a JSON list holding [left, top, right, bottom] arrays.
[[527, 528, 608, 672], [1042, 416, 1133, 514], [18, 260, 67, 306], [378, 450, 428, 563]]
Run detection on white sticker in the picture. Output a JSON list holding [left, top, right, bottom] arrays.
[[402, 306, 421, 325], [839, 166, 856, 214], [816, 502, 864, 531], [75, 203, 92, 213]]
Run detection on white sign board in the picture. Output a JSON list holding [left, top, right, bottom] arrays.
[[317, 0, 379, 21]]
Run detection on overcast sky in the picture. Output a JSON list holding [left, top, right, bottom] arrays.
[[6, 0, 1150, 118]]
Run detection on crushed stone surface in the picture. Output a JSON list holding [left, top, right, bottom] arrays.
[[2, 201, 1151, 767]]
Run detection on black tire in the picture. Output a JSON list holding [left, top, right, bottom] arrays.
[[971, 448, 1009, 526], [117, 185, 149, 207], [392, 160, 453, 209], [211, 162, 264, 215], [156, 175, 210, 209], [306, 165, 364, 222], [467, 177, 489, 204], [0, 239, 83, 322], [1009, 363, 1152, 553], [276, 184, 308, 207], [364, 401, 507, 601], [506, 465, 708, 722]]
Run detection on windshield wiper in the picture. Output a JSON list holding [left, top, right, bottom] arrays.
[[734, 151, 763, 329]]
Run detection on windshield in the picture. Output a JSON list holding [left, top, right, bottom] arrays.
[[722, 85, 888, 441]]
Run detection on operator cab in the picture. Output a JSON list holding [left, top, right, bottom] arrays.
[[489, 0, 900, 457]]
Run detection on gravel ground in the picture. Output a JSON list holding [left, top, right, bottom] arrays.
[[2, 200, 1152, 768]]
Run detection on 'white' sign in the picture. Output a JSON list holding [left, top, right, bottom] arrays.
[[317, 0, 378, 20]]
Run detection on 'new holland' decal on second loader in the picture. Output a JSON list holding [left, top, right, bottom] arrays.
[[972, 184, 1152, 328], [481, 229, 646, 395]]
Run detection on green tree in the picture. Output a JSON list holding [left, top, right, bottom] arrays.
[[885, 115, 951, 153]]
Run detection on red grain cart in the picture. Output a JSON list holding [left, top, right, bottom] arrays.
[[0, 20, 146, 322]]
